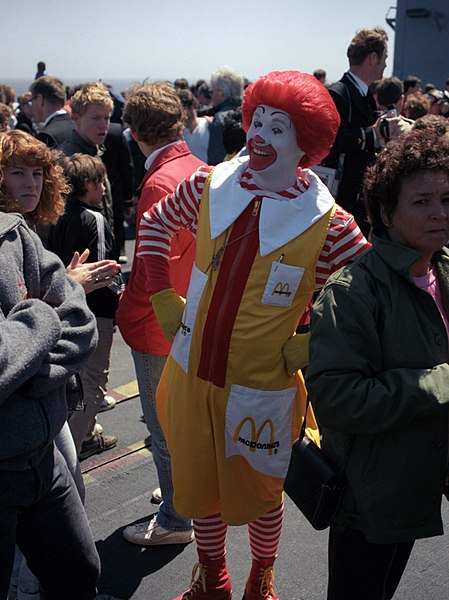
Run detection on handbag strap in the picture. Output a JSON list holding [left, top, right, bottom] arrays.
[[299, 395, 311, 441], [300, 395, 354, 470]]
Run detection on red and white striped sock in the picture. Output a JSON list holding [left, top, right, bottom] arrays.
[[248, 503, 284, 560], [193, 513, 228, 559]]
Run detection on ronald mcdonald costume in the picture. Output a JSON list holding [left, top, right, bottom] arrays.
[[137, 71, 370, 600], [156, 157, 333, 524]]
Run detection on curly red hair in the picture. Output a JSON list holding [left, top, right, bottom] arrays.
[[242, 71, 340, 168], [0, 130, 68, 225]]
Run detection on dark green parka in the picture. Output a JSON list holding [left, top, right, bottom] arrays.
[[307, 234, 449, 544]]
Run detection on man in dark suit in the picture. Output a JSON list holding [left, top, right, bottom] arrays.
[[29, 77, 73, 148], [323, 28, 388, 236]]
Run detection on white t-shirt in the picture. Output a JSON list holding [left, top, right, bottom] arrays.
[[183, 117, 210, 163]]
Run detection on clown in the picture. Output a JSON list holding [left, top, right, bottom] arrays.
[[137, 71, 370, 599]]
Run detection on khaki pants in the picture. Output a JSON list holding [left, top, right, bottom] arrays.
[[69, 317, 114, 454]]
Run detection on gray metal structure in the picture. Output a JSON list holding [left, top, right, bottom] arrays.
[[387, 0, 449, 88]]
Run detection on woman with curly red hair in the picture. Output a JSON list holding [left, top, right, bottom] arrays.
[[0, 129, 120, 600], [0, 128, 100, 600], [0, 129, 120, 291], [0, 129, 67, 226], [133, 71, 370, 599]]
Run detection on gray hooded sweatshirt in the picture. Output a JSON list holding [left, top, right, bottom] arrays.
[[0, 212, 97, 470]]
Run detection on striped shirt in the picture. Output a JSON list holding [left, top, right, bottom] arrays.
[[137, 165, 370, 291]]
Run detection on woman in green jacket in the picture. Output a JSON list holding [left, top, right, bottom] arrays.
[[307, 128, 449, 600]]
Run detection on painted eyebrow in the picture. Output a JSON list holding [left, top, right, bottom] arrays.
[[270, 111, 292, 127]]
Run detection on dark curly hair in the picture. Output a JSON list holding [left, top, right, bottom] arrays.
[[363, 128, 449, 234], [413, 114, 449, 136], [123, 82, 184, 146], [0, 130, 69, 225]]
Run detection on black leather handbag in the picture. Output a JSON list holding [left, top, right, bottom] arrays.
[[284, 397, 347, 530]]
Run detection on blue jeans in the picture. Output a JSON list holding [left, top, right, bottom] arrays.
[[55, 421, 85, 503], [131, 350, 192, 532], [10, 422, 85, 600], [0, 444, 99, 600]]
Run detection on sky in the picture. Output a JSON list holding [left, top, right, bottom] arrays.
[[3, 0, 396, 89]]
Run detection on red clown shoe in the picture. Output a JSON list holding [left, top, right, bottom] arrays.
[[173, 552, 232, 599], [242, 558, 279, 600]]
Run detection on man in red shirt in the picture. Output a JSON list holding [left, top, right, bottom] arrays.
[[117, 82, 205, 545]]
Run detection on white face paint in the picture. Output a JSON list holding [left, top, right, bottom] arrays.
[[246, 104, 304, 190]]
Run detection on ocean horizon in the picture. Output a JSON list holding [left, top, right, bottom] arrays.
[[2, 76, 177, 99]]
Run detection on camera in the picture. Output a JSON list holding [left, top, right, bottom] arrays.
[[379, 105, 398, 141], [107, 273, 126, 295]]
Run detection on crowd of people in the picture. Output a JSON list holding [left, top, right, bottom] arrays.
[[1, 27, 449, 600]]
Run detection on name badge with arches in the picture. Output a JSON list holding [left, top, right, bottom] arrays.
[[261, 261, 305, 307]]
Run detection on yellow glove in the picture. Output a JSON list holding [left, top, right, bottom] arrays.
[[150, 288, 186, 343], [282, 333, 310, 376]]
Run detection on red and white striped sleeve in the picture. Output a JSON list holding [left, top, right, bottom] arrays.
[[136, 165, 212, 259], [315, 206, 371, 290]]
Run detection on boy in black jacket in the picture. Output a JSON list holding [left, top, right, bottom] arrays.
[[49, 153, 120, 459]]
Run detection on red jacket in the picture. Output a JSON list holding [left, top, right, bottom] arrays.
[[116, 141, 204, 354]]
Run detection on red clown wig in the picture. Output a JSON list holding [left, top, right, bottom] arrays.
[[242, 70, 340, 168]]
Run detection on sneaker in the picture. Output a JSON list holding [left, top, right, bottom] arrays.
[[151, 487, 162, 504], [79, 433, 118, 460], [99, 395, 116, 412], [122, 515, 194, 546]]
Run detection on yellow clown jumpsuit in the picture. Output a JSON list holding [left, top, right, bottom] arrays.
[[156, 163, 335, 526]]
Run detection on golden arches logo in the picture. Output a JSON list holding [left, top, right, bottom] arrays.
[[272, 282, 291, 297], [233, 417, 277, 455]]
